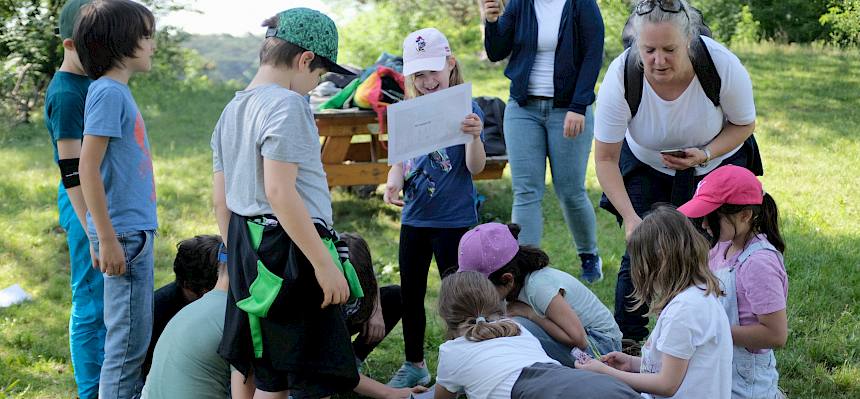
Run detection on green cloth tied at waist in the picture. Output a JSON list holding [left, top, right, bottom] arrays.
[[235, 220, 364, 358]]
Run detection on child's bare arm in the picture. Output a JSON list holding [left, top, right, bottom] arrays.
[[57, 139, 89, 229], [731, 309, 788, 351], [212, 171, 230, 245], [462, 113, 486, 175], [578, 352, 688, 396], [263, 158, 349, 307], [80, 135, 125, 276], [544, 293, 588, 349], [384, 162, 405, 206]]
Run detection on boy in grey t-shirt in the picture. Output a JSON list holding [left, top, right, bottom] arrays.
[[210, 7, 361, 398]]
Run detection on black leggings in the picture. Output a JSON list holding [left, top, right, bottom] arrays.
[[351, 285, 403, 361], [399, 225, 469, 362]]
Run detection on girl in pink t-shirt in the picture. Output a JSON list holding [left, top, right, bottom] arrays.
[[678, 165, 787, 399]]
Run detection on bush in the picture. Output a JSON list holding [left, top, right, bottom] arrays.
[[820, 0, 860, 46], [731, 4, 761, 45]]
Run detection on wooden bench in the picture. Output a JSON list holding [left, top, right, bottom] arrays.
[[315, 109, 507, 187]]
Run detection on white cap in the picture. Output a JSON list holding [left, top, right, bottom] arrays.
[[402, 28, 452, 76]]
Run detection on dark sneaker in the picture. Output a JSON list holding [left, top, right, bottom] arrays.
[[580, 253, 604, 284]]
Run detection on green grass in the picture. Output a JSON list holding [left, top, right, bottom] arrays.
[[1, 43, 859, 398]]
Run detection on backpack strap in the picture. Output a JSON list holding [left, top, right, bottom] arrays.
[[623, 48, 643, 118], [623, 36, 721, 118], [689, 36, 721, 108]]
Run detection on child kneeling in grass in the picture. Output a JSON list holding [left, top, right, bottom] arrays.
[[434, 271, 638, 399], [456, 223, 622, 366], [576, 207, 733, 398]]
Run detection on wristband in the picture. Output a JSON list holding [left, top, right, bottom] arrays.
[[699, 147, 712, 167], [217, 242, 228, 263]]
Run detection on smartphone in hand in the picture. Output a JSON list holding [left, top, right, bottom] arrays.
[[660, 148, 687, 158]]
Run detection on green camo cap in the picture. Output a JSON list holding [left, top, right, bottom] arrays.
[[266, 8, 353, 75], [58, 0, 92, 39]]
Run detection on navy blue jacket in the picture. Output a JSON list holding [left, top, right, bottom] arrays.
[[484, 0, 604, 115]]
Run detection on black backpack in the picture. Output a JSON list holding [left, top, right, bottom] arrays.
[[475, 96, 507, 157]]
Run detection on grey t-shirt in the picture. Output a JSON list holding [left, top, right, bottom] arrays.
[[517, 267, 622, 341], [141, 290, 229, 399], [211, 84, 332, 225]]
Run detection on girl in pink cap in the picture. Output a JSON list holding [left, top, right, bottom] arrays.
[[678, 165, 788, 398]]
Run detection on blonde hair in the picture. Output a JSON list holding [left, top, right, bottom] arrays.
[[438, 272, 521, 342], [404, 56, 465, 99], [628, 206, 722, 315]]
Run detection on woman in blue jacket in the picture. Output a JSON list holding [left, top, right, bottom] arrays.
[[482, 0, 605, 283]]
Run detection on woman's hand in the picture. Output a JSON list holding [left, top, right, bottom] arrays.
[[482, 0, 501, 23], [563, 111, 585, 138], [623, 214, 642, 240], [661, 147, 708, 170], [461, 113, 483, 140], [601, 351, 638, 372]]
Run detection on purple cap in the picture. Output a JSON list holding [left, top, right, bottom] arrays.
[[457, 223, 519, 276]]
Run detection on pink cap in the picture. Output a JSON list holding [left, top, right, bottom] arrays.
[[402, 28, 452, 76], [457, 223, 519, 277], [678, 165, 763, 218]]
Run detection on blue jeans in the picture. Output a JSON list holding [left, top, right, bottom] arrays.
[[514, 317, 621, 368], [503, 99, 598, 254], [58, 183, 106, 399], [91, 230, 155, 399]]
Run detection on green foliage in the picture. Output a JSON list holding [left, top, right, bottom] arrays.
[[335, 0, 483, 67], [183, 33, 262, 84], [696, 0, 744, 43], [730, 4, 761, 45], [598, 0, 633, 59], [748, 0, 831, 43], [820, 0, 860, 46]]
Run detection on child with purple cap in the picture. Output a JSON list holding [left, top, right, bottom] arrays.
[[678, 165, 788, 398], [457, 222, 621, 366]]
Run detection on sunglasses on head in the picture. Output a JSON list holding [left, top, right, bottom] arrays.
[[635, 0, 686, 15]]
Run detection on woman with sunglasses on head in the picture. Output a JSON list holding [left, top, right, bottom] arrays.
[[593, 0, 760, 344]]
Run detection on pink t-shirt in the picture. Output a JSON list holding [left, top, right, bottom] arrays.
[[709, 234, 788, 328]]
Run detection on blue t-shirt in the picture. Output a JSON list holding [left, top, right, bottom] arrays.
[[83, 77, 158, 235], [401, 101, 484, 228], [44, 71, 91, 163]]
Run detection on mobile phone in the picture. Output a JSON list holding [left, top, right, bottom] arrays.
[[660, 149, 688, 158]]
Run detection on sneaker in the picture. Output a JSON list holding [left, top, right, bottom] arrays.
[[387, 361, 431, 388], [580, 253, 604, 284], [622, 338, 642, 357]]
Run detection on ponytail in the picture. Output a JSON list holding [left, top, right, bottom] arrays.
[[460, 316, 521, 343], [756, 193, 785, 253], [438, 272, 522, 341]]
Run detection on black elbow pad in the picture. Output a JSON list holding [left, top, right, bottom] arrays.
[[58, 158, 81, 189]]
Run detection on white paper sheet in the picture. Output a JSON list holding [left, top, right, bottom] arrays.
[[0, 284, 32, 308], [386, 83, 472, 165]]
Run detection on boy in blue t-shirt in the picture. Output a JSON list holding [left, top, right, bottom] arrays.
[[74, 1, 158, 397], [43, 1, 104, 397]]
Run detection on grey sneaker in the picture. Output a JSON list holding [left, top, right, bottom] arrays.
[[580, 253, 604, 284], [387, 361, 431, 388]]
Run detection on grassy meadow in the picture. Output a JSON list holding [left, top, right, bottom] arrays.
[[1, 43, 859, 398]]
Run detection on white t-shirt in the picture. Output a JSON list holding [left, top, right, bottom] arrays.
[[517, 267, 621, 341], [528, 0, 566, 96], [594, 36, 756, 176], [640, 286, 733, 399], [436, 322, 558, 399]]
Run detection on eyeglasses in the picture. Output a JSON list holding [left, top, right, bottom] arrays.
[[635, 0, 686, 15]]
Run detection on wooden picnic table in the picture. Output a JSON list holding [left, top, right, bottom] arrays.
[[315, 109, 507, 187]]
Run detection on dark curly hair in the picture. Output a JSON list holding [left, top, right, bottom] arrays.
[[487, 224, 550, 301], [173, 235, 222, 297]]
